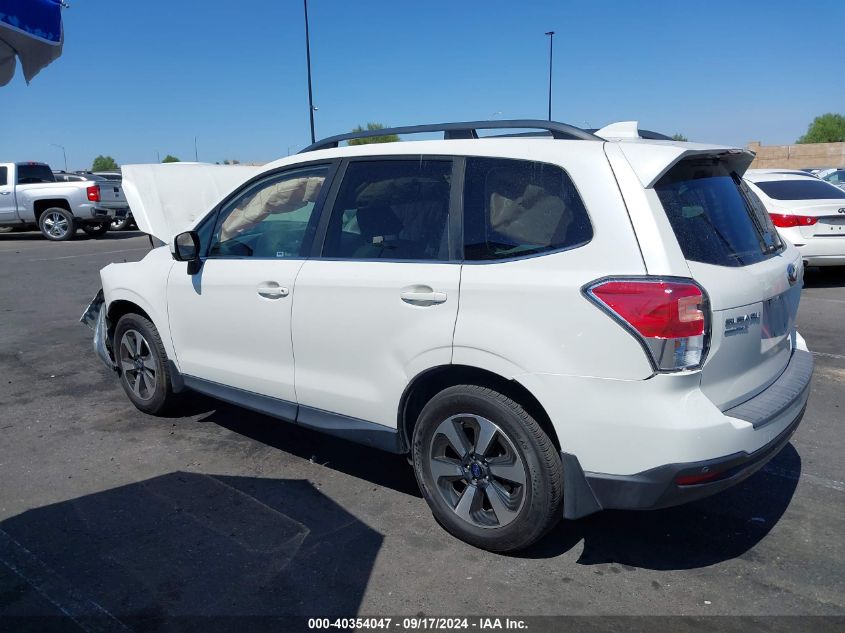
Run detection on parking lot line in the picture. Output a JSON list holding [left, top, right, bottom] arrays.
[[23, 248, 149, 263], [811, 350, 845, 361], [762, 465, 845, 493], [0, 528, 130, 632]]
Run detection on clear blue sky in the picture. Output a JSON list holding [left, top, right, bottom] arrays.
[[2, 0, 843, 170]]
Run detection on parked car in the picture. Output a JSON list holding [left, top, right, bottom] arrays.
[[83, 121, 813, 551], [744, 169, 845, 267], [819, 169, 845, 191], [0, 161, 124, 240], [88, 172, 137, 231], [57, 170, 134, 230]]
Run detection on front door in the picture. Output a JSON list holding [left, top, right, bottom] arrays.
[[167, 164, 332, 410]]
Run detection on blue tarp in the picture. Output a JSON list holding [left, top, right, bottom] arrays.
[[0, 0, 63, 43], [0, 0, 64, 85]]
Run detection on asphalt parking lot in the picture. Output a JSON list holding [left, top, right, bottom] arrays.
[[0, 231, 843, 628]]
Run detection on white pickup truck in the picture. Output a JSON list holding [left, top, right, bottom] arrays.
[[0, 162, 128, 240]]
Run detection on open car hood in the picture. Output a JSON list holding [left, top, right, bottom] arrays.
[[121, 163, 263, 242]]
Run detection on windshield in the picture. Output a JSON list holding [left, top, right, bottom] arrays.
[[655, 159, 782, 267], [755, 179, 845, 200]]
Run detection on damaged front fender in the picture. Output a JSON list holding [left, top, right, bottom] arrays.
[[80, 289, 116, 371]]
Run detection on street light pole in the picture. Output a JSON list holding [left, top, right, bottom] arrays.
[[50, 143, 67, 171], [545, 31, 555, 121], [194, 136, 199, 162], [304, 0, 316, 144]]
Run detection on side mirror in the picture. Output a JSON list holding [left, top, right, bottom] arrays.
[[171, 231, 202, 274]]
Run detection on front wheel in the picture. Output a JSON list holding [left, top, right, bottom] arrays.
[[114, 313, 176, 415], [38, 207, 76, 241], [412, 385, 563, 552], [82, 222, 110, 237]]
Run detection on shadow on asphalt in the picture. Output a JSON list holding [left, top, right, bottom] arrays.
[[169, 392, 421, 498], [524, 443, 801, 568], [0, 472, 381, 629], [803, 267, 845, 288], [0, 230, 143, 241]]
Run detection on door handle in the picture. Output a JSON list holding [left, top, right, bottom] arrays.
[[400, 288, 447, 306], [0, 191, 11, 195], [257, 283, 289, 299]]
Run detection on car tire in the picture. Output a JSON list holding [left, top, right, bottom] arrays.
[[412, 385, 563, 552], [82, 222, 110, 237], [114, 313, 176, 415], [38, 207, 76, 241], [111, 217, 131, 231]]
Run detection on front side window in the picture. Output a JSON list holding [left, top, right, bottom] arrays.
[[321, 160, 452, 260], [463, 157, 593, 260], [208, 166, 328, 258]]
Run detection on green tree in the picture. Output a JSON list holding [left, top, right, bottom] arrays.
[[671, 133, 688, 142], [91, 155, 118, 171], [162, 155, 181, 163], [797, 113, 845, 144], [347, 122, 400, 145]]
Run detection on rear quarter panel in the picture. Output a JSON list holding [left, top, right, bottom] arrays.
[[453, 143, 651, 380]]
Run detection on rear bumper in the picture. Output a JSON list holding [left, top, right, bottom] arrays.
[[559, 348, 813, 519], [793, 236, 845, 266]]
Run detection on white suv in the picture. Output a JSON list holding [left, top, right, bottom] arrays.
[[82, 121, 813, 552]]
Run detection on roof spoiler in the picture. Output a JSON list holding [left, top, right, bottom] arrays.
[[617, 144, 755, 188]]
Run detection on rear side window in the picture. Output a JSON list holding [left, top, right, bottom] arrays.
[[463, 157, 592, 260], [322, 160, 452, 261], [0, 167, 7, 186], [754, 179, 845, 200], [16, 164, 55, 184], [655, 160, 781, 267]]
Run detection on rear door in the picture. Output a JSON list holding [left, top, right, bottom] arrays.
[[291, 157, 461, 428], [652, 158, 802, 409]]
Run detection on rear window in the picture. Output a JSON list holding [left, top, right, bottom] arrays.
[[463, 157, 592, 260], [16, 164, 56, 184], [655, 160, 782, 267], [754, 179, 845, 200], [0, 166, 7, 187]]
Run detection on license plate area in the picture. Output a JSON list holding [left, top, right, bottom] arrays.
[[761, 292, 792, 343], [815, 216, 845, 235]]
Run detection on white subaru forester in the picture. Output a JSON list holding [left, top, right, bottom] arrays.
[[82, 120, 813, 552]]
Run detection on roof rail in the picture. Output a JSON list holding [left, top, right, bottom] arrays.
[[300, 119, 600, 153]]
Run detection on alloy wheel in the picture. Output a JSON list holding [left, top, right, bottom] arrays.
[[428, 414, 527, 529], [118, 329, 157, 401], [43, 211, 70, 238]]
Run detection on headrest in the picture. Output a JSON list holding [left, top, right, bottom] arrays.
[[356, 206, 403, 238]]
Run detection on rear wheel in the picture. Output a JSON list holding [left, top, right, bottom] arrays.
[[111, 216, 132, 231], [82, 222, 110, 237], [38, 207, 76, 241], [114, 313, 176, 415], [412, 385, 563, 552]]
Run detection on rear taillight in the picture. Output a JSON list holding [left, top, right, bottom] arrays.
[[86, 184, 100, 202], [585, 278, 709, 372], [769, 213, 818, 228]]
